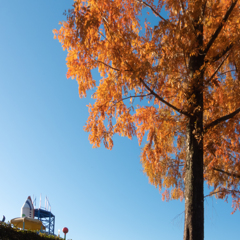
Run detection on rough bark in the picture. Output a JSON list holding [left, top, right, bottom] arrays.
[[183, 21, 204, 240], [183, 111, 204, 240]]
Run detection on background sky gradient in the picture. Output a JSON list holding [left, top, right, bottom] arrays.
[[0, 1, 239, 239]]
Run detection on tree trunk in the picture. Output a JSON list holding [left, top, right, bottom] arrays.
[[183, 21, 204, 239], [183, 113, 204, 240]]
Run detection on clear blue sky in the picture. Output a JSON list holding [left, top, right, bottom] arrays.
[[0, 1, 239, 239]]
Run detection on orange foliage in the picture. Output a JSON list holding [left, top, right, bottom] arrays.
[[54, 0, 240, 212]]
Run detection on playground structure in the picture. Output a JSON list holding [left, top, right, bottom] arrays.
[[10, 196, 55, 235], [34, 207, 55, 235], [10, 217, 46, 231]]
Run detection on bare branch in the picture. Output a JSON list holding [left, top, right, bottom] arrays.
[[99, 93, 151, 110], [205, 51, 230, 86], [97, 60, 131, 72], [139, 78, 191, 117], [205, 189, 240, 198], [97, 60, 120, 72], [217, 70, 236, 77], [207, 43, 234, 63], [204, 0, 238, 55], [204, 107, 240, 132], [213, 168, 240, 179], [135, 0, 167, 22], [112, 94, 151, 106], [204, 190, 225, 198]]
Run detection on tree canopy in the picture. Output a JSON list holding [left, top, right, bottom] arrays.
[[54, 0, 240, 239]]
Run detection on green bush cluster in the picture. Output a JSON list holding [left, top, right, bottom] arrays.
[[0, 222, 62, 240]]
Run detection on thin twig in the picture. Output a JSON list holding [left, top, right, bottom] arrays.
[[205, 51, 230, 86], [217, 70, 236, 77], [204, 190, 227, 198], [135, 0, 167, 22], [99, 93, 151, 109], [96, 60, 121, 72], [205, 189, 240, 198], [112, 94, 151, 106]]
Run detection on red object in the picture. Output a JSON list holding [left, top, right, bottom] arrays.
[[62, 227, 68, 234]]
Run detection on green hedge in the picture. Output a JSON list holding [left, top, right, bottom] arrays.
[[0, 223, 62, 240]]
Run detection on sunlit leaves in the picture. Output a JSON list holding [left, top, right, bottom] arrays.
[[54, 0, 240, 210]]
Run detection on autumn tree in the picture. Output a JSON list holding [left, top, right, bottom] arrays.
[[54, 0, 240, 239]]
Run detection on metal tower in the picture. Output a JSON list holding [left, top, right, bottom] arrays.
[[34, 208, 55, 235]]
